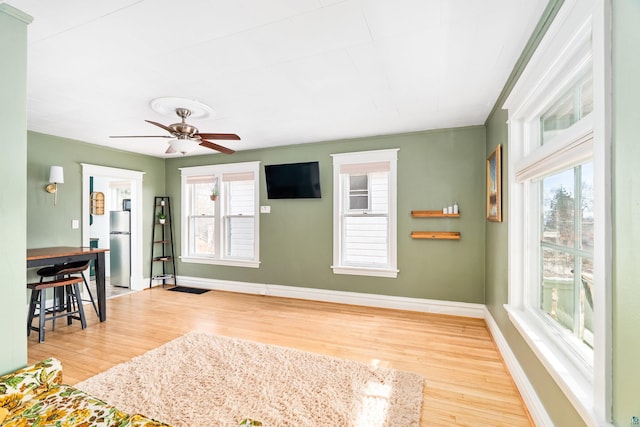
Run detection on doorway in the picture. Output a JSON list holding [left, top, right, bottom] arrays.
[[81, 164, 145, 291]]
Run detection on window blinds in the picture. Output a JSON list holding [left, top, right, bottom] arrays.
[[340, 161, 390, 175], [223, 171, 254, 182]]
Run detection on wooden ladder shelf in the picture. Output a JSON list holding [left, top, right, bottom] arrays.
[[149, 196, 177, 288]]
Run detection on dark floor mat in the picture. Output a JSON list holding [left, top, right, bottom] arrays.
[[166, 286, 210, 294]]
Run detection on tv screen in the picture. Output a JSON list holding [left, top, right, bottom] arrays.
[[265, 161, 321, 199]]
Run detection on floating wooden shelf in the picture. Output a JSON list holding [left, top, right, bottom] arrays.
[[411, 231, 461, 240], [411, 210, 460, 218]]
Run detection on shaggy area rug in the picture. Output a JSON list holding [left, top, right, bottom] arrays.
[[75, 332, 423, 427]]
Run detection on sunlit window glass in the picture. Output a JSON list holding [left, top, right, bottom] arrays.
[[540, 65, 593, 144], [540, 162, 594, 348]]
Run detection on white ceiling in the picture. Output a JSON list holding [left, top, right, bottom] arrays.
[[6, 0, 547, 158]]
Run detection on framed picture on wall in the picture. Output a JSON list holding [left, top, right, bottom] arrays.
[[487, 144, 502, 222]]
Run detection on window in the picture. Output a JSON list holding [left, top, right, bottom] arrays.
[[180, 162, 260, 268], [223, 173, 256, 259], [503, 1, 610, 424], [540, 66, 594, 145], [540, 162, 594, 353], [348, 175, 369, 210], [331, 149, 398, 278]]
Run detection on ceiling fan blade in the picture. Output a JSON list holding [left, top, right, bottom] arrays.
[[110, 135, 172, 138], [196, 132, 241, 140], [145, 120, 175, 134], [165, 145, 176, 154], [199, 139, 235, 154]]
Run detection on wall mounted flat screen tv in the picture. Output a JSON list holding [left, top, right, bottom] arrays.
[[265, 161, 321, 199]]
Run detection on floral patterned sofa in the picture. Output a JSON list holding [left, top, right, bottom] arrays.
[[0, 358, 170, 427]]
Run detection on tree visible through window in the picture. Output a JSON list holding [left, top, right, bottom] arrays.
[[541, 163, 594, 349]]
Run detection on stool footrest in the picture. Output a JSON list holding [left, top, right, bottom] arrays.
[[28, 277, 83, 290]]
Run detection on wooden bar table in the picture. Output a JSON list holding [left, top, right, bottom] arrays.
[[27, 246, 109, 322]]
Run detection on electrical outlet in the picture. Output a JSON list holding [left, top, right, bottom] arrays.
[[71, 219, 79, 229]]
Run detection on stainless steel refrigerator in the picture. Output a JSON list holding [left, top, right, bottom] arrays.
[[110, 210, 131, 288]]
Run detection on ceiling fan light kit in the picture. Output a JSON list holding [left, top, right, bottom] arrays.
[[110, 97, 239, 155], [169, 138, 199, 155]]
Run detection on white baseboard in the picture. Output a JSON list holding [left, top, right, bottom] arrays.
[[484, 307, 553, 427], [176, 275, 486, 318], [130, 275, 145, 291]]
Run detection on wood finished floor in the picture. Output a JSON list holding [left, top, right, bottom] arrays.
[[27, 287, 533, 426]]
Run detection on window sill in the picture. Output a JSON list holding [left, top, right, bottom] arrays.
[[504, 304, 611, 426], [331, 265, 398, 278], [180, 256, 260, 269]]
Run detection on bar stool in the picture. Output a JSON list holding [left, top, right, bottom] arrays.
[[27, 277, 87, 342], [36, 260, 98, 317]]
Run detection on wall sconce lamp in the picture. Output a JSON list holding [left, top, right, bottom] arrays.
[[45, 166, 64, 205]]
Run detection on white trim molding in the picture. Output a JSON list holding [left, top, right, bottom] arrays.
[[484, 308, 553, 427], [174, 275, 486, 319], [81, 163, 145, 291]]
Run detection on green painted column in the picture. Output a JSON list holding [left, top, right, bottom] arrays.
[[611, 0, 640, 423], [0, 4, 32, 374]]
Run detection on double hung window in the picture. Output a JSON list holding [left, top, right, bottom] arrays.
[[331, 149, 398, 278], [503, 1, 610, 423], [180, 162, 260, 268]]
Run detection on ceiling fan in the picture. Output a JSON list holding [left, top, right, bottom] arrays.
[[110, 107, 240, 155]]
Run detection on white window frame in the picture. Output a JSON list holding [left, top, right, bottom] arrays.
[[503, 0, 611, 425], [331, 149, 399, 278], [180, 161, 260, 268]]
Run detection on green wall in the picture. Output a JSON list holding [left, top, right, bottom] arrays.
[[166, 127, 486, 302], [25, 125, 486, 306], [0, 5, 31, 375], [612, 0, 640, 423], [26, 132, 166, 269]]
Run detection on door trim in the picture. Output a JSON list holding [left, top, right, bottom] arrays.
[[81, 164, 145, 291]]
